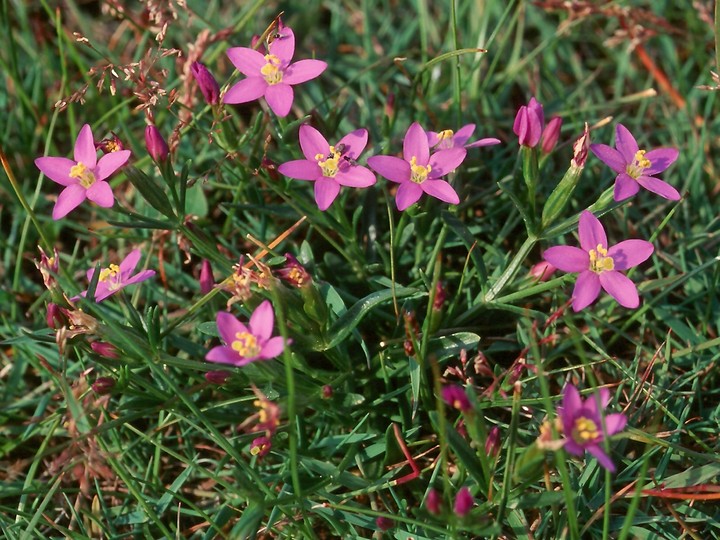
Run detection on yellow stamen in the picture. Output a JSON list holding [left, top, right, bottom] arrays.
[[98, 264, 120, 282], [588, 244, 614, 273], [437, 129, 454, 141], [261, 54, 283, 85], [69, 162, 96, 188], [315, 145, 341, 178], [232, 332, 261, 357], [572, 416, 600, 443], [409, 156, 431, 184], [626, 149, 652, 179]]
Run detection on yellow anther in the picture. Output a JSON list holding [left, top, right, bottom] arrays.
[[69, 162, 96, 188], [572, 416, 600, 443], [626, 149, 652, 179], [409, 156, 431, 184], [589, 244, 614, 273], [98, 264, 120, 282], [315, 145, 341, 177], [437, 129, 454, 141], [232, 332, 261, 357]]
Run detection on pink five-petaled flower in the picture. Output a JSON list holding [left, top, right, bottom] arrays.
[[35, 124, 131, 220], [543, 210, 654, 312], [590, 124, 680, 202], [206, 300, 285, 367], [223, 26, 327, 117], [427, 124, 501, 150], [557, 384, 627, 472], [277, 125, 376, 210], [367, 122, 466, 211], [81, 249, 156, 302]]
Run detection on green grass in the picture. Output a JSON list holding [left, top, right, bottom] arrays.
[[1, 0, 719, 538]]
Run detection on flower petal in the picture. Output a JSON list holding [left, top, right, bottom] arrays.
[[336, 128, 368, 160], [563, 440, 585, 458], [543, 246, 589, 273], [586, 445, 616, 472], [249, 300, 274, 342], [86, 181, 114, 208], [562, 384, 582, 414], [403, 122, 429, 165], [452, 124, 476, 146], [465, 137, 501, 148], [123, 269, 156, 287], [420, 179, 459, 204], [367, 155, 410, 183], [395, 182, 423, 211], [607, 240, 654, 270], [603, 413, 627, 436], [283, 59, 327, 85], [35, 157, 76, 186], [95, 150, 131, 181], [613, 173, 640, 201], [599, 271, 639, 308], [643, 147, 679, 175], [615, 124, 638, 163], [334, 165, 376, 188], [299, 125, 329, 161], [206, 346, 242, 366], [119, 249, 141, 275], [226, 47, 266, 76], [260, 336, 285, 359], [216, 311, 249, 346], [265, 83, 294, 117], [636, 176, 681, 200], [585, 388, 610, 415], [590, 143, 626, 173], [278, 159, 320, 180], [314, 177, 341, 210], [428, 147, 467, 177], [571, 271, 601, 311], [268, 27, 295, 64], [223, 77, 267, 104], [53, 184, 87, 220], [74, 124, 97, 168], [578, 210, 607, 252]]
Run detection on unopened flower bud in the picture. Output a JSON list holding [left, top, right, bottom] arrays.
[[432, 281, 447, 312], [145, 125, 169, 162], [540, 117, 562, 154], [529, 261, 557, 282], [376, 517, 393, 531], [441, 385, 473, 412], [277, 253, 312, 288], [205, 370, 231, 385], [190, 62, 220, 105], [485, 426, 501, 457], [322, 385, 333, 399], [513, 97, 544, 148], [404, 339, 415, 357], [199, 259, 214, 294], [453, 487, 474, 517], [90, 341, 120, 359], [46, 303, 65, 329], [426, 488, 442, 515], [92, 377, 116, 395]]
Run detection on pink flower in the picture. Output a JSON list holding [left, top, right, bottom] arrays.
[[277, 125, 376, 210], [453, 487, 474, 517], [590, 124, 680, 201], [206, 300, 285, 367], [367, 122, 466, 211], [441, 385, 472, 412], [543, 210, 654, 311], [427, 124, 500, 150], [35, 124, 131, 219], [80, 249, 156, 302], [513, 97, 544, 147], [557, 384, 627, 472], [223, 26, 327, 117], [425, 488, 442, 515]]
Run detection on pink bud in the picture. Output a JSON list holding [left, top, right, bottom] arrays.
[[145, 125, 169, 162], [572, 122, 591, 168], [513, 97, 544, 148], [453, 486, 474, 517], [90, 341, 120, 359], [529, 261, 557, 282], [190, 62, 220, 105], [441, 385, 472, 412], [375, 517, 393, 531], [426, 488, 442, 515], [540, 117, 562, 154], [204, 370, 231, 385], [485, 426, 501, 457], [46, 303, 65, 329], [199, 259, 214, 294], [92, 377, 116, 395], [432, 281, 447, 312], [322, 385, 333, 399]]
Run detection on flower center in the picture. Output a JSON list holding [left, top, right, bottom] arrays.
[[410, 156, 431, 184], [315, 145, 342, 178], [436, 129, 454, 149], [232, 331, 261, 357], [572, 416, 600, 444], [261, 54, 283, 85], [98, 263, 122, 290], [69, 162, 96, 188], [588, 244, 614, 273], [626, 149, 652, 179]]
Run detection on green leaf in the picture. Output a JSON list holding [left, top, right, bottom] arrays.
[[124, 166, 177, 218]]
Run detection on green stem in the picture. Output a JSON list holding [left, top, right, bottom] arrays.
[[484, 235, 536, 302]]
